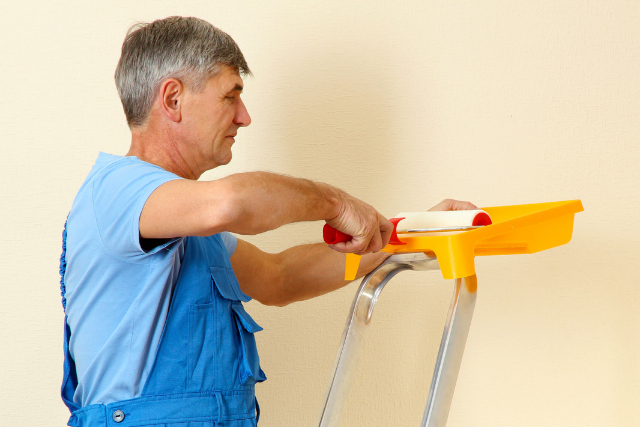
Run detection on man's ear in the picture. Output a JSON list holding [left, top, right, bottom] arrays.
[[159, 79, 183, 123]]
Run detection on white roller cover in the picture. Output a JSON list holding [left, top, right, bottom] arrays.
[[394, 210, 492, 231]]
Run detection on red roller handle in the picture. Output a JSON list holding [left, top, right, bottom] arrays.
[[323, 217, 407, 246], [322, 224, 352, 244]]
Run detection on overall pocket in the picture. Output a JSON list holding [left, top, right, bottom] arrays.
[[188, 303, 215, 389], [210, 266, 251, 302], [210, 266, 267, 386], [231, 302, 267, 384]]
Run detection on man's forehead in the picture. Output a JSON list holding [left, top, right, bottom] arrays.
[[211, 68, 244, 93]]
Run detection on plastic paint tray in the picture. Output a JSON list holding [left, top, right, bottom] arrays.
[[344, 200, 584, 280]]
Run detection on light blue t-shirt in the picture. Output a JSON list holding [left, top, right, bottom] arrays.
[[64, 152, 237, 407]]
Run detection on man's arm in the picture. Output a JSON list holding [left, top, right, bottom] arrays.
[[140, 172, 393, 254], [230, 238, 390, 306], [230, 199, 478, 306]]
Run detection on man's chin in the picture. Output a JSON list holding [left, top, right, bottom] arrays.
[[216, 152, 232, 166]]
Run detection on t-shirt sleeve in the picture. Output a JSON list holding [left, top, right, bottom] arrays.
[[92, 159, 183, 261], [220, 232, 238, 256]]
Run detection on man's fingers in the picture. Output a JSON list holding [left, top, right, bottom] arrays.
[[428, 199, 478, 211], [324, 189, 396, 255], [366, 226, 383, 253], [378, 216, 393, 248], [427, 199, 451, 211], [329, 240, 357, 254], [330, 233, 369, 254], [327, 216, 390, 255], [451, 200, 478, 210]]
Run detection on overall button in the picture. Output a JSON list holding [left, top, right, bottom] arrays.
[[112, 410, 125, 423]]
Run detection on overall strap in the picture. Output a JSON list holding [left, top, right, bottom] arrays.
[[59, 218, 68, 310], [59, 217, 81, 413]]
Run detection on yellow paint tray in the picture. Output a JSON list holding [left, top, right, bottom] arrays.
[[344, 200, 584, 280]]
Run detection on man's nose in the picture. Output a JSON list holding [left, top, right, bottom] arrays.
[[234, 97, 251, 127]]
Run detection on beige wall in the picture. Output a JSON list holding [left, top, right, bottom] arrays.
[[1, 1, 639, 425]]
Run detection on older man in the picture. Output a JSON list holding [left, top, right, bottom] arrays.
[[59, 16, 475, 427]]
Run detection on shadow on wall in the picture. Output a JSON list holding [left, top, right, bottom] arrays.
[[266, 42, 410, 211]]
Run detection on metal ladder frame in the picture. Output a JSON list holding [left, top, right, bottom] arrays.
[[317, 252, 478, 427]]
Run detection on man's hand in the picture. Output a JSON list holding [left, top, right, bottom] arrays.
[[428, 198, 478, 212], [324, 190, 394, 255]]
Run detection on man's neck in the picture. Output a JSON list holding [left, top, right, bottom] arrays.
[[127, 125, 202, 180]]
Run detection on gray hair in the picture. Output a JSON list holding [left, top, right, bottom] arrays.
[[115, 16, 251, 128]]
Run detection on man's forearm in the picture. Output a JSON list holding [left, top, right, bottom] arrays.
[[273, 243, 391, 306], [221, 172, 341, 235]]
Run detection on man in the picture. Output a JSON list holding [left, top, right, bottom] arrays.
[[59, 16, 476, 426]]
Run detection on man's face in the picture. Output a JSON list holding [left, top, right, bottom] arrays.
[[180, 65, 251, 168]]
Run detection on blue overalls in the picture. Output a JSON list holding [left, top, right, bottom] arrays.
[[59, 227, 266, 427]]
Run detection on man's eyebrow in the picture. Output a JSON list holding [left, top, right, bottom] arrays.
[[227, 84, 243, 93]]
